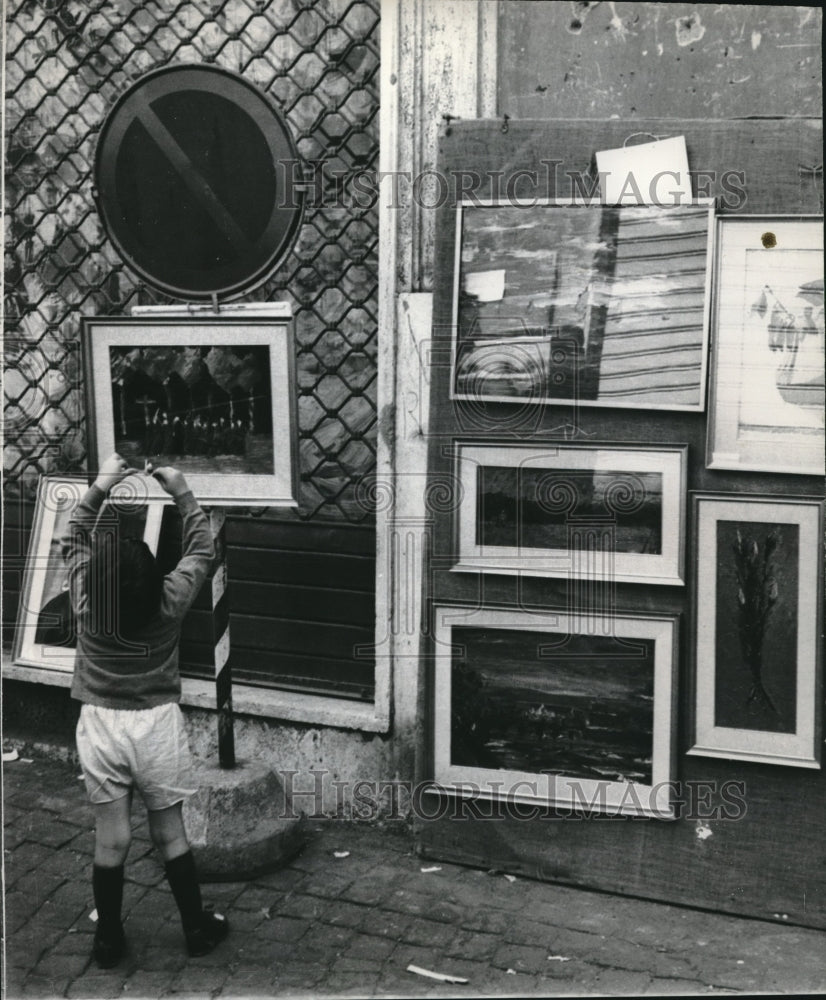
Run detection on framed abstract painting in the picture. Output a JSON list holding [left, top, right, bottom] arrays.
[[689, 493, 822, 768], [451, 199, 714, 411]]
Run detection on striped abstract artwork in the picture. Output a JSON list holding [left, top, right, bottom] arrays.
[[454, 202, 713, 411]]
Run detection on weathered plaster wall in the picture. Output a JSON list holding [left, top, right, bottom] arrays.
[[498, 2, 821, 120]]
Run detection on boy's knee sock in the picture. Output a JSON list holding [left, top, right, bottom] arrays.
[[92, 864, 124, 937], [164, 850, 203, 931]]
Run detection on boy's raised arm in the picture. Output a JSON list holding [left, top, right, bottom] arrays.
[[151, 466, 215, 618]]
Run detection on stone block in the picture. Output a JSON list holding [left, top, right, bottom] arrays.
[[183, 756, 307, 881]]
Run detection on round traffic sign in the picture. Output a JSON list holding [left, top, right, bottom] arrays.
[[94, 64, 303, 301]]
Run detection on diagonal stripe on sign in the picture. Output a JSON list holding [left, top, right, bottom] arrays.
[[133, 93, 252, 253]]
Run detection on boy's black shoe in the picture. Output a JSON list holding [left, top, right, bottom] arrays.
[[185, 905, 229, 957], [93, 925, 126, 968]]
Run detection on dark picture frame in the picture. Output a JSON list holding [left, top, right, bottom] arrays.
[[82, 316, 298, 505], [451, 198, 714, 411], [688, 493, 823, 768], [432, 604, 679, 819]]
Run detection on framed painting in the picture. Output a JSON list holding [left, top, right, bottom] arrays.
[[688, 494, 822, 768], [453, 441, 687, 585], [451, 198, 714, 411], [82, 316, 298, 505], [12, 476, 164, 672], [432, 605, 679, 819], [706, 216, 824, 475]]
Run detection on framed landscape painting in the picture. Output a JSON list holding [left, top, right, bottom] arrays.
[[12, 476, 164, 672], [451, 199, 714, 411], [706, 216, 824, 475], [432, 605, 679, 818], [689, 494, 822, 768], [82, 317, 298, 505], [453, 441, 687, 585]]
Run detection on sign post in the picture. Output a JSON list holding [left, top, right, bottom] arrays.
[[207, 506, 235, 769]]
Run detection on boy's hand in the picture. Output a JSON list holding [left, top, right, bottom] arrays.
[[94, 453, 140, 493], [149, 464, 190, 498]]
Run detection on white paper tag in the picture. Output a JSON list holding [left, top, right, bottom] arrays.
[[596, 136, 692, 206]]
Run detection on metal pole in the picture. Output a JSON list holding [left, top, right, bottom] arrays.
[[208, 506, 235, 768]]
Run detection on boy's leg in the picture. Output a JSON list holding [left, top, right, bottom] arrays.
[[92, 793, 132, 967], [149, 803, 229, 956]]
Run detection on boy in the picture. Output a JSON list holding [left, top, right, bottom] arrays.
[[63, 453, 229, 967]]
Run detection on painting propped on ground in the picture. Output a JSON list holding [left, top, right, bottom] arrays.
[[432, 606, 678, 818], [12, 477, 163, 671]]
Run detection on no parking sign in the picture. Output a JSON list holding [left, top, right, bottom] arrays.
[[94, 64, 304, 301]]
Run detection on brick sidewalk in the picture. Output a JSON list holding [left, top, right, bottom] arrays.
[[3, 755, 825, 998]]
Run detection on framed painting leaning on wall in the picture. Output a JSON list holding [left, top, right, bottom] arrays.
[[12, 476, 164, 673], [689, 493, 823, 769], [706, 216, 825, 475], [431, 604, 679, 819]]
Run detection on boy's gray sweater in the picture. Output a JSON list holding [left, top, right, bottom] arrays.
[[63, 484, 214, 710]]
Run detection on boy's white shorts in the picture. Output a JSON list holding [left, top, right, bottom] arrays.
[[76, 702, 197, 810]]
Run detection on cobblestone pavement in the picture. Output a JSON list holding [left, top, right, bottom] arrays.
[[3, 754, 826, 999]]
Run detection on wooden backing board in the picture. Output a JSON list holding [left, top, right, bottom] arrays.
[[420, 118, 825, 928]]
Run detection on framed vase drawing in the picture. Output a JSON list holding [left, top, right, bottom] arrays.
[[432, 604, 679, 819], [12, 476, 164, 672], [689, 494, 822, 768], [453, 441, 687, 586], [706, 217, 825, 475], [451, 199, 715, 411], [82, 317, 298, 505]]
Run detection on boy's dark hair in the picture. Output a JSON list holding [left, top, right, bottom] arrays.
[[87, 534, 163, 638]]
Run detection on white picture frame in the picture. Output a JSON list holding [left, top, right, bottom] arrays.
[[706, 216, 825, 475], [451, 198, 715, 412], [453, 440, 688, 586], [82, 316, 298, 505], [12, 476, 164, 672], [689, 493, 822, 769], [432, 604, 679, 819]]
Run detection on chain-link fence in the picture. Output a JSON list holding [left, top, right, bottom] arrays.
[[4, 0, 380, 523]]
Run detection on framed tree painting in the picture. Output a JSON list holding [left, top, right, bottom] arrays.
[[82, 317, 298, 505], [706, 216, 824, 475], [689, 494, 823, 768], [12, 476, 164, 672], [451, 199, 714, 411], [432, 604, 679, 819], [453, 441, 687, 585]]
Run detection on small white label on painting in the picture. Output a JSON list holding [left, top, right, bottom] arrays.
[[596, 136, 692, 206], [463, 269, 506, 302]]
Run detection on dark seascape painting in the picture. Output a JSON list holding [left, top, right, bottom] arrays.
[[714, 520, 799, 734], [476, 466, 663, 554], [450, 626, 655, 783], [109, 345, 274, 475]]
